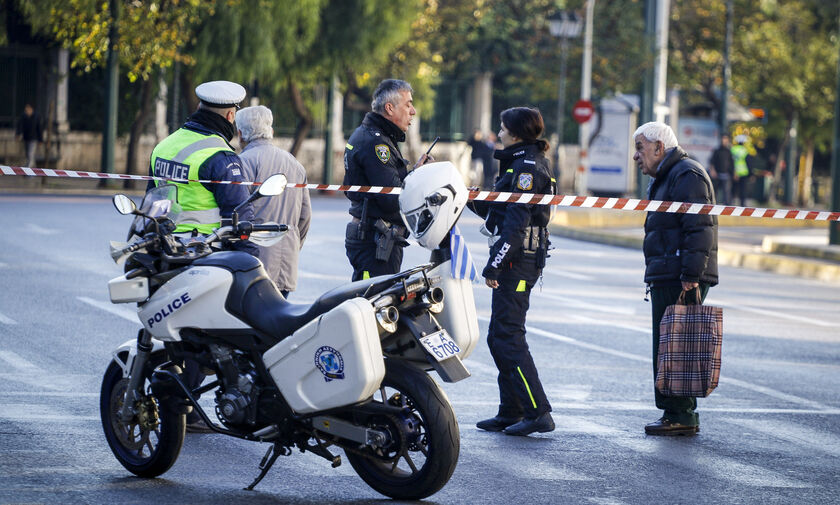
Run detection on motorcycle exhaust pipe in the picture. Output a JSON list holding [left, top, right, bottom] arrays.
[[423, 286, 445, 313], [375, 306, 399, 333]]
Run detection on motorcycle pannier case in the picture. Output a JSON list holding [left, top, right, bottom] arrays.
[[262, 298, 385, 414]]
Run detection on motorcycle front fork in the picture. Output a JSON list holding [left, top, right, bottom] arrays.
[[118, 329, 154, 422]]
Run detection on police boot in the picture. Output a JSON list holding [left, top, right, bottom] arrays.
[[503, 412, 555, 436], [476, 415, 523, 432]]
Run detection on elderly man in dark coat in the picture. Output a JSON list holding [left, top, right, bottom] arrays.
[[633, 121, 718, 436]]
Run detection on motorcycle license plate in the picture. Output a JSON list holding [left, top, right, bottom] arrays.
[[419, 330, 461, 362]]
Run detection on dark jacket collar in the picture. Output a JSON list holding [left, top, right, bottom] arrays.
[[494, 142, 540, 161], [362, 112, 406, 144], [184, 108, 236, 143], [655, 146, 688, 179]]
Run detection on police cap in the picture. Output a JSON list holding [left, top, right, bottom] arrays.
[[195, 81, 246, 109]]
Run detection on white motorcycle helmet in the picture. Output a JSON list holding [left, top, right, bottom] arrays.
[[399, 161, 469, 249]]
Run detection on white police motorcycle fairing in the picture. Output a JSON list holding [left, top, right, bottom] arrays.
[[100, 163, 479, 500]]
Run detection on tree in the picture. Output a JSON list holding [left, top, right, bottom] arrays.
[[19, 0, 212, 184]]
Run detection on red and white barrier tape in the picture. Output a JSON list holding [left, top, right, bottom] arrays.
[[3, 164, 839, 221]]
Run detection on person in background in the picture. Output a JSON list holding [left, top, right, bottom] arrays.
[[237, 105, 311, 298], [708, 134, 734, 205], [633, 121, 718, 436], [731, 135, 751, 207], [16, 104, 43, 168], [469, 107, 556, 437]]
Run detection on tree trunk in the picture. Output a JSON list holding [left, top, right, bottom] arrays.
[[288, 78, 312, 157], [124, 77, 156, 190], [797, 141, 814, 207]]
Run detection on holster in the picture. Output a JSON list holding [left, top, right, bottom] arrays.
[[373, 219, 408, 261], [522, 226, 549, 269]]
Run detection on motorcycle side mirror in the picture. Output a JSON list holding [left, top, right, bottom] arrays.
[[112, 194, 137, 215], [258, 173, 288, 197], [232, 174, 288, 226]]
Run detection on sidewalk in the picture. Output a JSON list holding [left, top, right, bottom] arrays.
[[550, 207, 840, 283]]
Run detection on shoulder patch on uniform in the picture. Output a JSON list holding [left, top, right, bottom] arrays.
[[375, 144, 391, 163], [517, 173, 534, 190]]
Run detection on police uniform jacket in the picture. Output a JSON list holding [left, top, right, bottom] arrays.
[[644, 146, 718, 287], [146, 109, 256, 255], [343, 112, 409, 225], [470, 142, 553, 280]]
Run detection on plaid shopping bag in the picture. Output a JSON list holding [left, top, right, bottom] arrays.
[[655, 290, 723, 397]]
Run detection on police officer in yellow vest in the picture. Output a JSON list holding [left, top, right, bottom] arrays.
[[731, 135, 750, 207], [146, 81, 257, 432], [147, 80, 257, 256]]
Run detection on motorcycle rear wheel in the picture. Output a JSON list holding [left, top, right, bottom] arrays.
[[100, 357, 185, 477], [346, 359, 460, 500]]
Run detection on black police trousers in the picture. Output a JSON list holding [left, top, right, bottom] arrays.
[[487, 258, 552, 420], [345, 237, 403, 281]]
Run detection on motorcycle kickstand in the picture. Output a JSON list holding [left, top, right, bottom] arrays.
[[244, 442, 291, 491]]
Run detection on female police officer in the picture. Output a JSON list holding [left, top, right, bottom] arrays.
[[469, 107, 555, 436]]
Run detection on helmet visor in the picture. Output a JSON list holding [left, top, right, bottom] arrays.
[[405, 207, 436, 237]]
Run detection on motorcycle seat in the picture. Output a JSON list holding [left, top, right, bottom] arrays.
[[229, 269, 398, 342]]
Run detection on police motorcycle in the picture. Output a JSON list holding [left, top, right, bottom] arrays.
[[100, 162, 479, 500]]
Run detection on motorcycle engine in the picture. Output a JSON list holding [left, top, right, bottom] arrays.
[[209, 345, 260, 428]]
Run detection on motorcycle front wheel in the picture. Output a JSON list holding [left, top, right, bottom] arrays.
[[346, 359, 460, 500], [100, 356, 185, 477]]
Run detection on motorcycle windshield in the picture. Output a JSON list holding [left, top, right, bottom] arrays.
[[128, 184, 183, 238]]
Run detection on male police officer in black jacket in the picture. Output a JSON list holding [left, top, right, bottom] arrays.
[[343, 79, 430, 281], [633, 121, 718, 436]]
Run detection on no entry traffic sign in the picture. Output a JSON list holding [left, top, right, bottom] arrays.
[[572, 99, 594, 124]]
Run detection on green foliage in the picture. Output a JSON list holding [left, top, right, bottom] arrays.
[[22, 0, 211, 82]]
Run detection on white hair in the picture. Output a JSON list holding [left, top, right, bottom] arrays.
[[633, 121, 678, 150], [237, 105, 274, 142]]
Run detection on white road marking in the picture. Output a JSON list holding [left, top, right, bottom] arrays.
[[542, 268, 595, 281], [24, 223, 60, 235], [708, 298, 835, 327], [0, 350, 42, 372], [451, 399, 840, 415], [538, 293, 637, 315], [559, 416, 812, 488], [298, 269, 346, 282], [465, 439, 592, 481], [0, 403, 99, 422], [0, 391, 99, 397], [723, 418, 840, 458], [0, 311, 17, 324], [478, 316, 832, 412], [77, 296, 139, 323]]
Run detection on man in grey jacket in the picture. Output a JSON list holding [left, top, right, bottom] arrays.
[[238, 105, 311, 298]]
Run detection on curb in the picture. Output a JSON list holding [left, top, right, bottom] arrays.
[[550, 225, 840, 284]]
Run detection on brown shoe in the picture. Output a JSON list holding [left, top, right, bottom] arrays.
[[644, 417, 698, 436]]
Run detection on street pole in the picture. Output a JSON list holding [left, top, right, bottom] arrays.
[[99, 0, 119, 187], [322, 75, 335, 185], [578, 0, 595, 196], [548, 11, 581, 186], [785, 114, 798, 206], [637, 0, 656, 198], [830, 8, 840, 244], [555, 35, 569, 179], [720, 0, 733, 137]]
